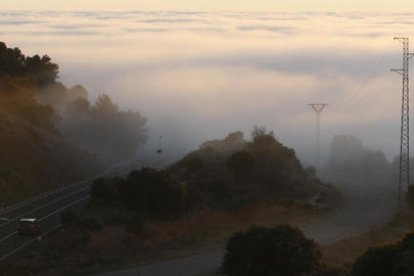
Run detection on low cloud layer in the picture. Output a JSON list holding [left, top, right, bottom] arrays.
[[1, 11, 413, 165]]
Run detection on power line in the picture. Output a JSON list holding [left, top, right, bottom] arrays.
[[308, 103, 328, 171], [391, 37, 414, 200]]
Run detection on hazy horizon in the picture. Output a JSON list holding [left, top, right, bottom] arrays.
[[4, 0, 414, 12], [2, 10, 413, 166]]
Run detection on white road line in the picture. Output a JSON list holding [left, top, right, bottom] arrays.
[[38, 195, 89, 222], [0, 238, 37, 262], [0, 231, 17, 243], [0, 185, 89, 231], [0, 195, 89, 246], [0, 158, 136, 217]]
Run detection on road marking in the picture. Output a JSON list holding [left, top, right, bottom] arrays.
[[0, 237, 37, 262], [0, 231, 17, 243], [0, 158, 137, 217], [0, 186, 89, 231], [0, 195, 89, 247], [38, 195, 89, 222]]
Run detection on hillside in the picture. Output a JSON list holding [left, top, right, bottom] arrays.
[[3, 129, 340, 275], [169, 129, 338, 210], [0, 108, 101, 205], [0, 41, 148, 204]]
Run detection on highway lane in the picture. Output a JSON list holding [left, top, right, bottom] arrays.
[[0, 158, 146, 266], [0, 195, 90, 265], [0, 185, 89, 236], [0, 156, 141, 225]]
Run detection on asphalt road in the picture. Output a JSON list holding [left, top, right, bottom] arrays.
[[0, 184, 90, 265], [0, 158, 142, 267]]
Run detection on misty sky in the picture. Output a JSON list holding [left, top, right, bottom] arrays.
[[4, 1, 414, 12], [1, 10, 413, 165]]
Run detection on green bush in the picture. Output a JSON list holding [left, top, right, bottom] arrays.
[[90, 177, 120, 204], [221, 225, 321, 276]]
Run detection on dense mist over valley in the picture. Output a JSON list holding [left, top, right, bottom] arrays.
[[4, 6, 414, 275], [2, 11, 414, 169]]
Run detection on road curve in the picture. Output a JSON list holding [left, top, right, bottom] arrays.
[[102, 175, 399, 276]]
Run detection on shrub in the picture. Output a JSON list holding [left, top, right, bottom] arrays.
[[118, 168, 185, 219], [221, 224, 321, 276], [60, 210, 79, 225], [350, 244, 401, 276], [90, 177, 119, 204], [226, 151, 255, 181], [406, 185, 414, 209]]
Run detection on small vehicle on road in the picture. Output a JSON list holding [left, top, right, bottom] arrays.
[[16, 218, 40, 235], [0, 217, 9, 223]]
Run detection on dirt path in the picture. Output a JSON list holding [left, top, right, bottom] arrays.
[[102, 175, 398, 276], [304, 174, 398, 245]]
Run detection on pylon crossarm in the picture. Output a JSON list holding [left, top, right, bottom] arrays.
[[391, 69, 404, 76]]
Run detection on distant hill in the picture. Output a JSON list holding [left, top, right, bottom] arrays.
[[169, 128, 338, 210]]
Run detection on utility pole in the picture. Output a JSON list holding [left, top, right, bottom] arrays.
[[308, 103, 328, 171], [392, 37, 414, 200]]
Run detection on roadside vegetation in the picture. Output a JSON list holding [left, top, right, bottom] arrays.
[[4, 128, 340, 275]]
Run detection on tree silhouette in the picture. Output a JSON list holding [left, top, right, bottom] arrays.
[[222, 225, 321, 276]]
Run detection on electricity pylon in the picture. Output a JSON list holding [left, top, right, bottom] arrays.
[[392, 37, 414, 200], [308, 103, 328, 170]]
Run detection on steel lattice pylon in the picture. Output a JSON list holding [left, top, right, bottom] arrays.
[[392, 37, 414, 199]]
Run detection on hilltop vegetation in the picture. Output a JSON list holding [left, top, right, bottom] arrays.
[[87, 127, 339, 223], [169, 127, 337, 210]]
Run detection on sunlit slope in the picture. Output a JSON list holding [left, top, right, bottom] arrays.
[[0, 78, 101, 205]]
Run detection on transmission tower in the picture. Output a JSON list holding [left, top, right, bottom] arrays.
[[391, 37, 414, 199], [308, 103, 328, 170]]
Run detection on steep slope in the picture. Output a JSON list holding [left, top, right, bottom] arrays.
[[0, 109, 102, 205]]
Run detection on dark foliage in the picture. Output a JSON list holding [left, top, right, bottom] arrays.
[[221, 225, 321, 276], [351, 231, 414, 276], [0, 42, 59, 87], [226, 151, 255, 182], [60, 210, 102, 232], [90, 168, 186, 220], [406, 185, 414, 209], [90, 177, 120, 204], [351, 244, 401, 276], [169, 128, 335, 210], [60, 210, 80, 225]]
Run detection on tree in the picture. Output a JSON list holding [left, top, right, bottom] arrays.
[[90, 177, 120, 204], [350, 244, 401, 276], [251, 125, 277, 145], [61, 93, 148, 164], [0, 42, 59, 86], [221, 225, 321, 276], [91, 94, 119, 118], [226, 151, 255, 181], [117, 168, 185, 219]]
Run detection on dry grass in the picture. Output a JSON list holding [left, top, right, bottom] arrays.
[[321, 209, 414, 271], [5, 200, 329, 275]]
